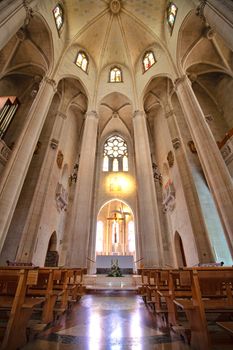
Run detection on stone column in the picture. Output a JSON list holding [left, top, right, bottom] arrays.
[[197, 0, 233, 51], [165, 106, 214, 262], [69, 111, 99, 268], [175, 75, 233, 257], [133, 110, 163, 267], [16, 111, 66, 263], [0, 0, 37, 51], [0, 76, 57, 253]]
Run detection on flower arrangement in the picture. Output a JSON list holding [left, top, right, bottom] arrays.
[[108, 259, 122, 277]]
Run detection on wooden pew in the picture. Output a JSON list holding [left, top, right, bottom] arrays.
[[138, 268, 152, 302], [0, 267, 45, 350], [27, 268, 65, 324], [173, 267, 233, 350], [72, 268, 86, 300]]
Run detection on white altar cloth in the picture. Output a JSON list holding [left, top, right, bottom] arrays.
[[96, 255, 134, 269]]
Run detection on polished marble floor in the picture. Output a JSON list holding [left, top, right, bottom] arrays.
[[22, 292, 232, 350]]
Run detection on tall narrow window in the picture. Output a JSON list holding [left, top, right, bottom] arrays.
[[113, 158, 119, 172], [110, 67, 122, 82], [123, 156, 128, 172], [167, 2, 178, 35], [103, 135, 128, 172], [75, 51, 88, 72], [143, 51, 156, 72], [53, 4, 64, 32], [96, 221, 104, 253], [103, 156, 109, 172]]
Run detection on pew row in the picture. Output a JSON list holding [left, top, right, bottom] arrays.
[[138, 267, 233, 350], [0, 266, 86, 349]]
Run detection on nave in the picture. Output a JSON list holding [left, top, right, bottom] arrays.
[[22, 291, 232, 350], [23, 292, 191, 350]]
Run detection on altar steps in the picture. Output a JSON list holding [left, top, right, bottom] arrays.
[[83, 274, 142, 292]]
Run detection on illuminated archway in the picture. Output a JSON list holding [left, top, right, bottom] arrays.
[[96, 199, 135, 257]]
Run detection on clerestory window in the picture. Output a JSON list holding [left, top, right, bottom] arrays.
[[109, 67, 122, 82], [143, 51, 156, 72], [53, 4, 64, 32], [75, 51, 89, 72], [167, 2, 178, 35]]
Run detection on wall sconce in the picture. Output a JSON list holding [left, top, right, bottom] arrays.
[[69, 163, 79, 186]]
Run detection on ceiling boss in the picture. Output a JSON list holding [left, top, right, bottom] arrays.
[[109, 0, 121, 14]]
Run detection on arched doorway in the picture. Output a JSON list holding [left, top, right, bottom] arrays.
[[96, 200, 135, 257], [45, 231, 59, 267], [174, 232, 186, 267]]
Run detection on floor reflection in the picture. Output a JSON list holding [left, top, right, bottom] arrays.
[[23, 293, 191, 350]]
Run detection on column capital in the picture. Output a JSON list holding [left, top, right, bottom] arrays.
[[174, 75, 190, 91], [196, 0, 207, 19], [85, 110, 98, 120], [133, 110, 145, 119], [57, 111, 67, 120], [165, 109, 175, 119], [44, 76, 57, 92]]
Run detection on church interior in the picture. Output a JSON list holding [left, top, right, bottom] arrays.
[[0, 0, 233, 349]]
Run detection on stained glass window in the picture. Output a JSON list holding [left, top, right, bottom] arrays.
[[110, 67, 122, 82], [75, 51, 88, 72], [167, 2, 178, 35], [143, 51, 156, 72], [53, 4, 64, 32], [103, 135, 128, 172], [96, 221, 104, 253]]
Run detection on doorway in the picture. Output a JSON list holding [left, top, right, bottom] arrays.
[[174, 231, 186, 267], [45, 231, 59, 267]]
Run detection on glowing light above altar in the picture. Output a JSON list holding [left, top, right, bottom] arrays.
[[105, 173, 135, 194]]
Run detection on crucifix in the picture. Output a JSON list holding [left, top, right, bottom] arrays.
[[107, 212, 124, 244]]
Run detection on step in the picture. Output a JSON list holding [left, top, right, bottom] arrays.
[[83, 275, 142, 291]]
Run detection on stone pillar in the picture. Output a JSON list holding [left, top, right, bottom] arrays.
[[0, 76, 57, 253], [197, 0, 233, 51], [165, 106, 214, 262], [69, 111, 99, 268], [175, 75, 233, 257], [0, 0, 37, 51], [133, 110, 163, 267], [16, 111, 66, 263]]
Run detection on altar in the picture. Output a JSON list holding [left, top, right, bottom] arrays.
[[96, 255, 134, 274]]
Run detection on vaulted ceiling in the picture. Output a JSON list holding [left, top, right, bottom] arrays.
[[64, 0, 167, 70]]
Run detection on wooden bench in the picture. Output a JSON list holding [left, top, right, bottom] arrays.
[[0, 267, 45, 350], [216, 321, 233, 335], [27, 268, 65, 324], [138, 268, 154, 302], [173, 267, 233, 350]]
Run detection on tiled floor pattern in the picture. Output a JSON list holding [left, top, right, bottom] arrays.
[[22, 293, 232, 350]]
